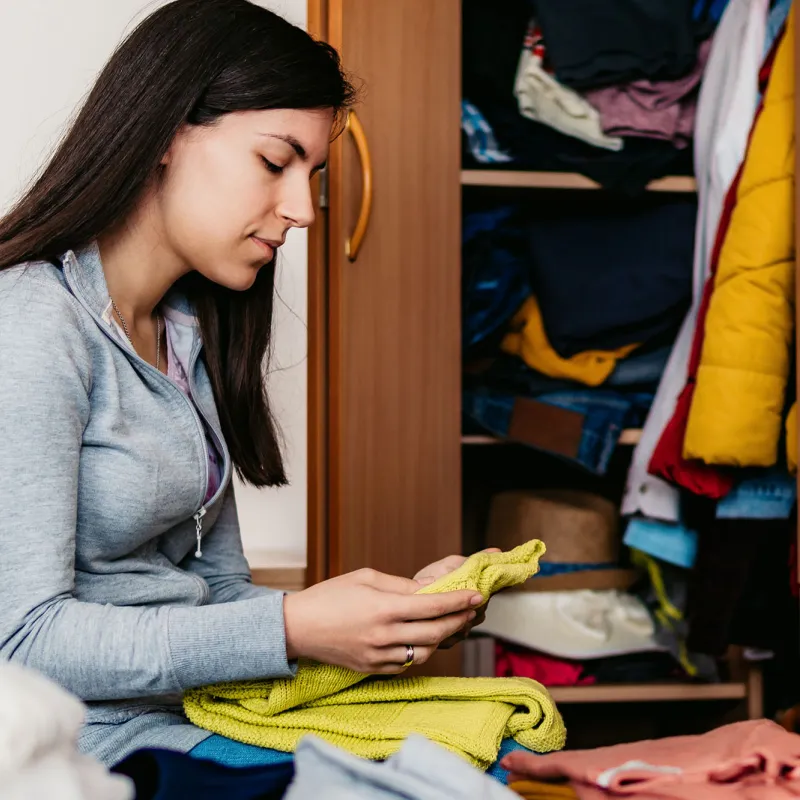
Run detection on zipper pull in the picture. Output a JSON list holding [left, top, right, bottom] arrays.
[[193, 507, 207, 558]]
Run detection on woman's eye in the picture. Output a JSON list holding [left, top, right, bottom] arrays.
[[261, 157, 284, 175]]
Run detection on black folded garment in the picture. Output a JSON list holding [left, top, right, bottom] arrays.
[[112, 749, 294, 800], [524, 196, 695, 357], [584, 651, 683, 684], [462, 0, 530, 108], [532, 0, 698, 89]]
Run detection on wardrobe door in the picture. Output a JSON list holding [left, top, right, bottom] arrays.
[[315, 1, 461, 589]]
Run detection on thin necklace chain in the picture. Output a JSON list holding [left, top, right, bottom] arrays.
[[111, 299, 162, 372]]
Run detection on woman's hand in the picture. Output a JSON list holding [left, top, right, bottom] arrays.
[[412, 549, 501, 648], [283, 569, 483, 673]]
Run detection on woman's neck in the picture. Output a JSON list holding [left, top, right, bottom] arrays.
[[97, 192, 189, 328]]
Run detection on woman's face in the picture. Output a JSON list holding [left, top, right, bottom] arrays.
[[159, 107, 332, 290]]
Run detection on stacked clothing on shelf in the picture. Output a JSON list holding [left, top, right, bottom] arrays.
[[462, 194, 694, 474], [583, 39, 712, 150], [461, 0, 717, 193], [478, 490, 695, 685], [495, 645, 681, 688], [461, 0, 799, 698]]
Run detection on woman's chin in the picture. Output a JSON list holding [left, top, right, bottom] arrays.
[[209, 265, 261, 292]]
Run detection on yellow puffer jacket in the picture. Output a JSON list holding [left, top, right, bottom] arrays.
[[684, 11, 796, 472]]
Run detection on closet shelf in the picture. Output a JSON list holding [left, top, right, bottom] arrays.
[[462, 429, 642, 447], [461, 170, 696, 193], [549, 682, 747, 704]]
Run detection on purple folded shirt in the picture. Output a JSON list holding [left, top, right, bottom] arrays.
[[584, 38, 711, 149]]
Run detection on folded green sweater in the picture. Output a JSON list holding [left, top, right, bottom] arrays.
[[184, 540, 566, 768]]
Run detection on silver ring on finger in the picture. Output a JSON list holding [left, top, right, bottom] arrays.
[[402, 644, 415, 669]]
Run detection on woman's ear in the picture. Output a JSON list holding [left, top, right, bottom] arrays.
[[160, 123, 192, 166]]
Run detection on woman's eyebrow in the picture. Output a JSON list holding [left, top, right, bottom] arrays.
[[260, 133, 307, 160]]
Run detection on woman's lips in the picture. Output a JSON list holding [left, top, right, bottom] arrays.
[[251, 236, 276, 257]]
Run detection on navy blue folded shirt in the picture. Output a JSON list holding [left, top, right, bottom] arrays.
[[112, 748, 294, 800], [524, 197, 695, 357]]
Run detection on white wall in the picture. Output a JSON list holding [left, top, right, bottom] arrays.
[[0, 0, 308, 567]]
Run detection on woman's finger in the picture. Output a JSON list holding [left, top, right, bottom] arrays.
[[395, 590, 483, 621], [373, 644, 436, 672], [356, 569, 421, 595], [390, 609, 476, 646], [413, 555, 468, 585]]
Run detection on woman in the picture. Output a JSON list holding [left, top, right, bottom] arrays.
[[0, 0, 485, 767]]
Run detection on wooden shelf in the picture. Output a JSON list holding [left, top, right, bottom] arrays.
[[549, 682, 747, 705], [462, 429, 642, 447], [461, 170, 696, 193], [251, 566, 306, 592]]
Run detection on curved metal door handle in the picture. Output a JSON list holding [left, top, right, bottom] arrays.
[[344, 111, 373, 262]]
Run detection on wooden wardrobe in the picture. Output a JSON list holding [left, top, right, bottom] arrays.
[[303, 0, 799, 716], [306, 0, 462, 589]]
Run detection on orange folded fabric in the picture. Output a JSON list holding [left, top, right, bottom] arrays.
[[510, 779, 579, 799]]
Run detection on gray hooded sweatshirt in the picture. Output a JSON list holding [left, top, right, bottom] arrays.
[[0, 242, 295, 766]]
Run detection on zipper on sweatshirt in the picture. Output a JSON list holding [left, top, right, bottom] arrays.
[[193, 507, 207, 558], [62, 254, 232, 558]]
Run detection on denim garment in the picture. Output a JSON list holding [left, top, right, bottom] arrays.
[[694, 0, 731, 24], [765, 0, 792, 57], [716, 469, 797, 520], [462, 207, 530, 349], [461, 100, 513, 164], [608, 346, 672, 389], [463, 388, 653, 475]]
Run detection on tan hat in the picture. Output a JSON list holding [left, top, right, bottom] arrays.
[[487, 489, 639, 592], [488, 489, 619, 562]]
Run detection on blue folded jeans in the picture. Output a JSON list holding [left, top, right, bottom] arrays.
[[464, 387, 653, 475]]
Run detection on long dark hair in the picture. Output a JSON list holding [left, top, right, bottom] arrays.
[[0, 0, 355, 487]]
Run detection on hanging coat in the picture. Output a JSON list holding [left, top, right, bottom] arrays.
[[684, 10, 796, 471]]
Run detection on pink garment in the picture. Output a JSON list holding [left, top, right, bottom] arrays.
[[584, 39, 712, 149], [502, 720, 800, 799], [495, 643, 595, 687]]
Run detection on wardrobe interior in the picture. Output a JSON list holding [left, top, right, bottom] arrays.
[[458, 0, 799, 748]]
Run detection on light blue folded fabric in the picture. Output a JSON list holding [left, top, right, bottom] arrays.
[[190, 735, 294, 767], [284, 734, 521, 800], [624, 517, 698, 569]]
